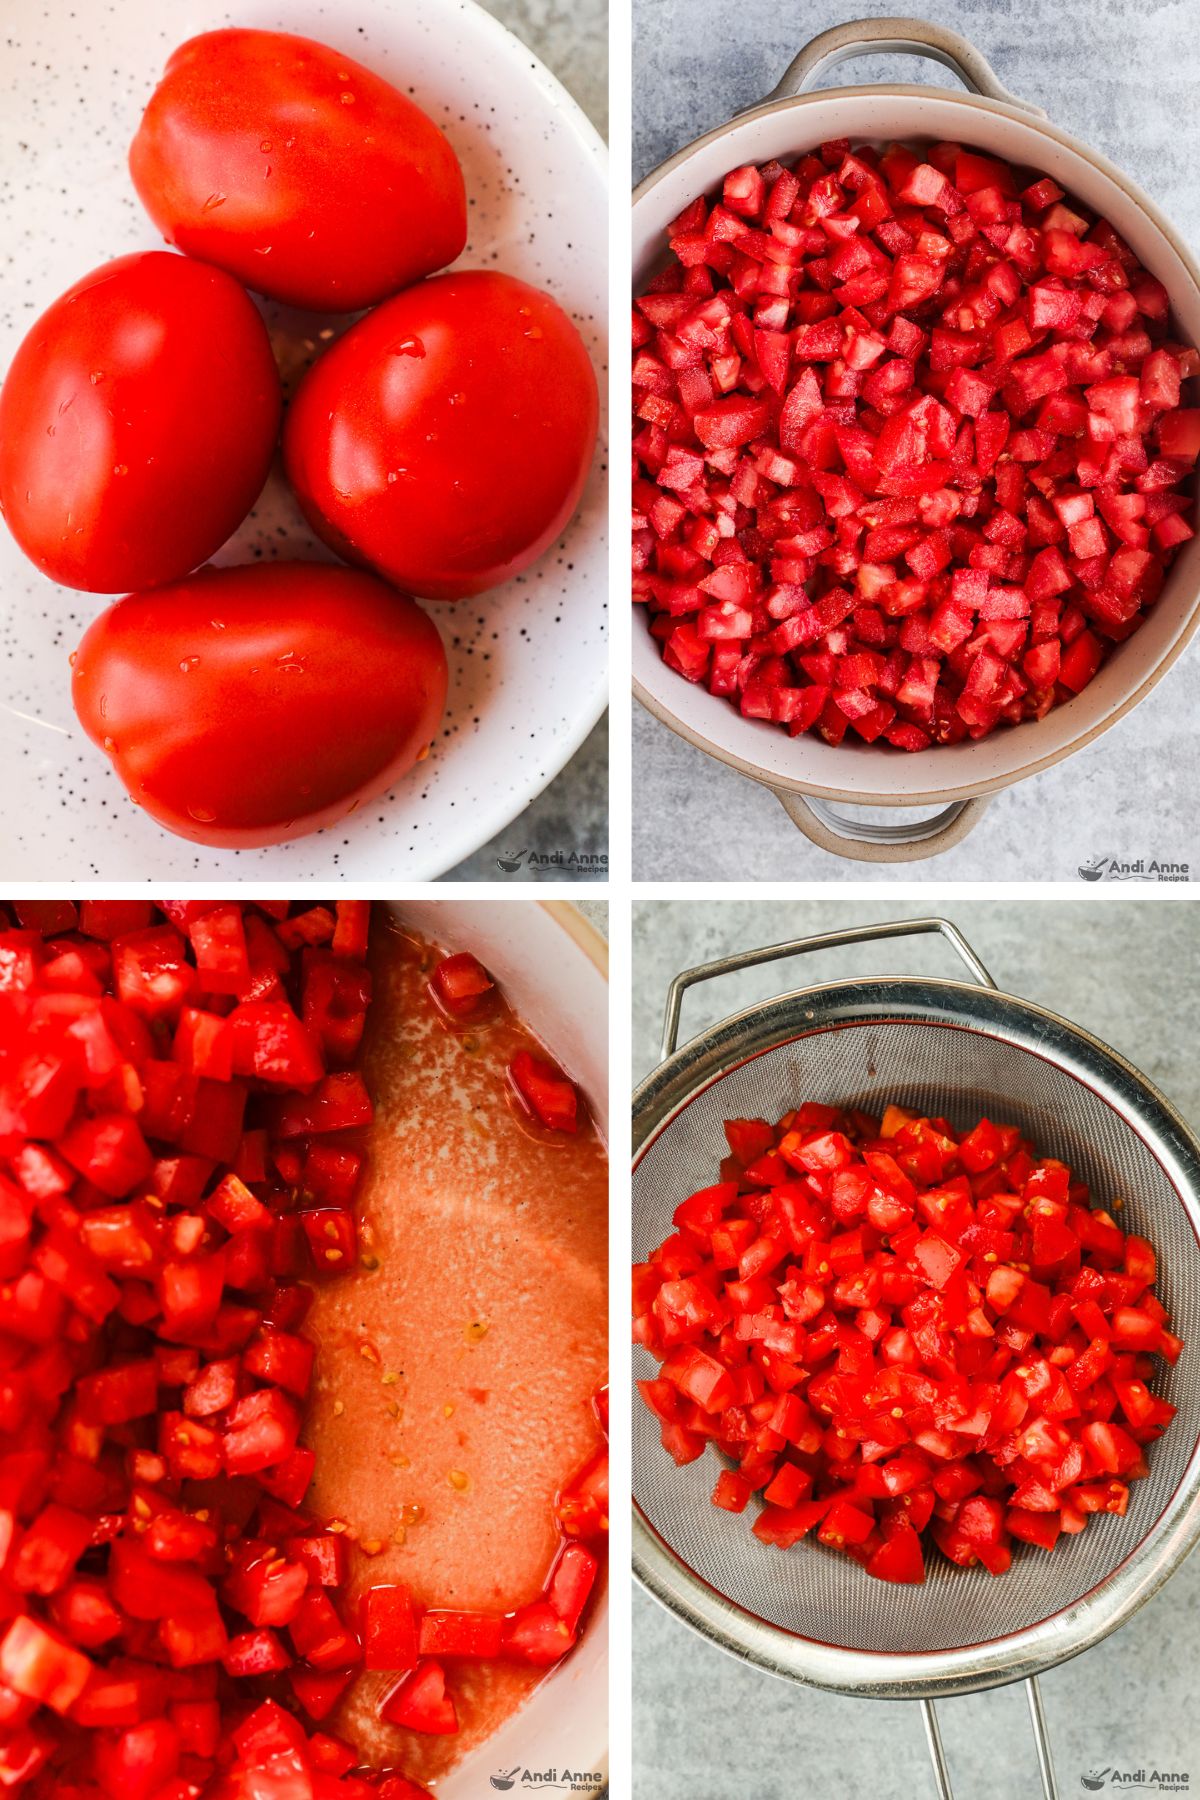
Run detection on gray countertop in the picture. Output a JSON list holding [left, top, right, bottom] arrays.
[[633, 897, 1200, 1798], [631, 0, 1200, 882], [443, 0, 608, 881]]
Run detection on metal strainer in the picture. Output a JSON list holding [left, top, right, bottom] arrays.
[[632, 919, 1200, 1799]]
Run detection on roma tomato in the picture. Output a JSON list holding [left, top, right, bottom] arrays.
[[0, 252, 280, 593], [284, 271, 599, 600], [71, 563, 448, 847], [129, 29, 467, 313]]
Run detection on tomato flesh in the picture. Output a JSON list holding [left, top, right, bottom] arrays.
[[509, 1050, 581, 1135], [635, 1100, 1180, 1581], [633, 143, 1198, 749]]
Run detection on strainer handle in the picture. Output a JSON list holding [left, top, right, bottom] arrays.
[[920, 1680, 1059, 1799], [661, 916, 996, 1060]]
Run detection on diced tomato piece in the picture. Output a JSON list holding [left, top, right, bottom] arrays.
[[362, 1585, 420, 1672], [10, 1504, 93, 1595], [501, 1601, 576, 1667], [867, 1525, 925, 1583], [229, 1001, 324, 1086], [508, 1049, 580, 1134], [546, 1542, 599, 1633], [429, 951, 495, 1019], [0, 1616, 92, 1714], [379, 1659, 459, 1733], [272, 1070, 373, 1138], [419, 1609, 505, 1659], [288, 1591, 362, 1671]]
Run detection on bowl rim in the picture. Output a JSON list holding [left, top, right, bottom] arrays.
[[631, 82, 1200, 808]]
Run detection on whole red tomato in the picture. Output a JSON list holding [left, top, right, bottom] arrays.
[[0, 252, 280, 593], [129, 29, 467, 313], [72, 563, 448, 847], [283, 271, 599, 600]]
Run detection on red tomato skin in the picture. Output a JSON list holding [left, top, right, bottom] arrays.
[[283, 271, 599, 600], [0, 252, 280, 593], [71, 563, 448, 848], [129, 29, 467, 313]]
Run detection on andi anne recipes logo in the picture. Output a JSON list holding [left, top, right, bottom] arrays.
[[1081, 1769, 1190, 1793], [1078, 855, 1190, 883], [489, 1769, 604, 1794], [495, 847, 608, 875]]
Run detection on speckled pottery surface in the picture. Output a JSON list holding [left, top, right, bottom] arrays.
[[0, 0, 607, 880]]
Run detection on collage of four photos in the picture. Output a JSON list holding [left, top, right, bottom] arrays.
[[2, 0, 1200, 1797]]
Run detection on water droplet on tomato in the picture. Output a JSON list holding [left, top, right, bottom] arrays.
[[102, 735, 116, 753], [89, 370, 104, 383], [340, 90, 355, 104], [202, 192, 226, 211], [187, 806, 216, 823], [448, 392, 466, 406], [68, 651, 77, 668], [112, 464, 127, 477], [253, 245, 273, 256], [179, 656, 200, 673], [525, 326, 544, 341], [392, 337, 426, 358]]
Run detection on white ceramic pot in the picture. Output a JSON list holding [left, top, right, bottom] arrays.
[[386, 900, 608, 1798], [632, 17, 1200, 861]]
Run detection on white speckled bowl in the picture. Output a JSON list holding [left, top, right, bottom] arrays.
[[0, 0, 607, 879]]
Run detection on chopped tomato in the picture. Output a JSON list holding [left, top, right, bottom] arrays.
[[418, 1609, 505, 1659], [379, 1659, 459, 1734], [361, 1583, 420, 1673], [634, 144, 1196, 750], [636, 1098, 1177, 1582], [429, 951, 495, 1020], [508, 1049, 580, 1134]]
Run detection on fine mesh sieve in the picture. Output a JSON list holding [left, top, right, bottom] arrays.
[[632, 920, 1200, 1799]]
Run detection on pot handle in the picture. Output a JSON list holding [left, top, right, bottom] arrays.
[[760, 16, 1047, 119], [771, 790, 989, 862], [661, 915, 995, 1060]]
